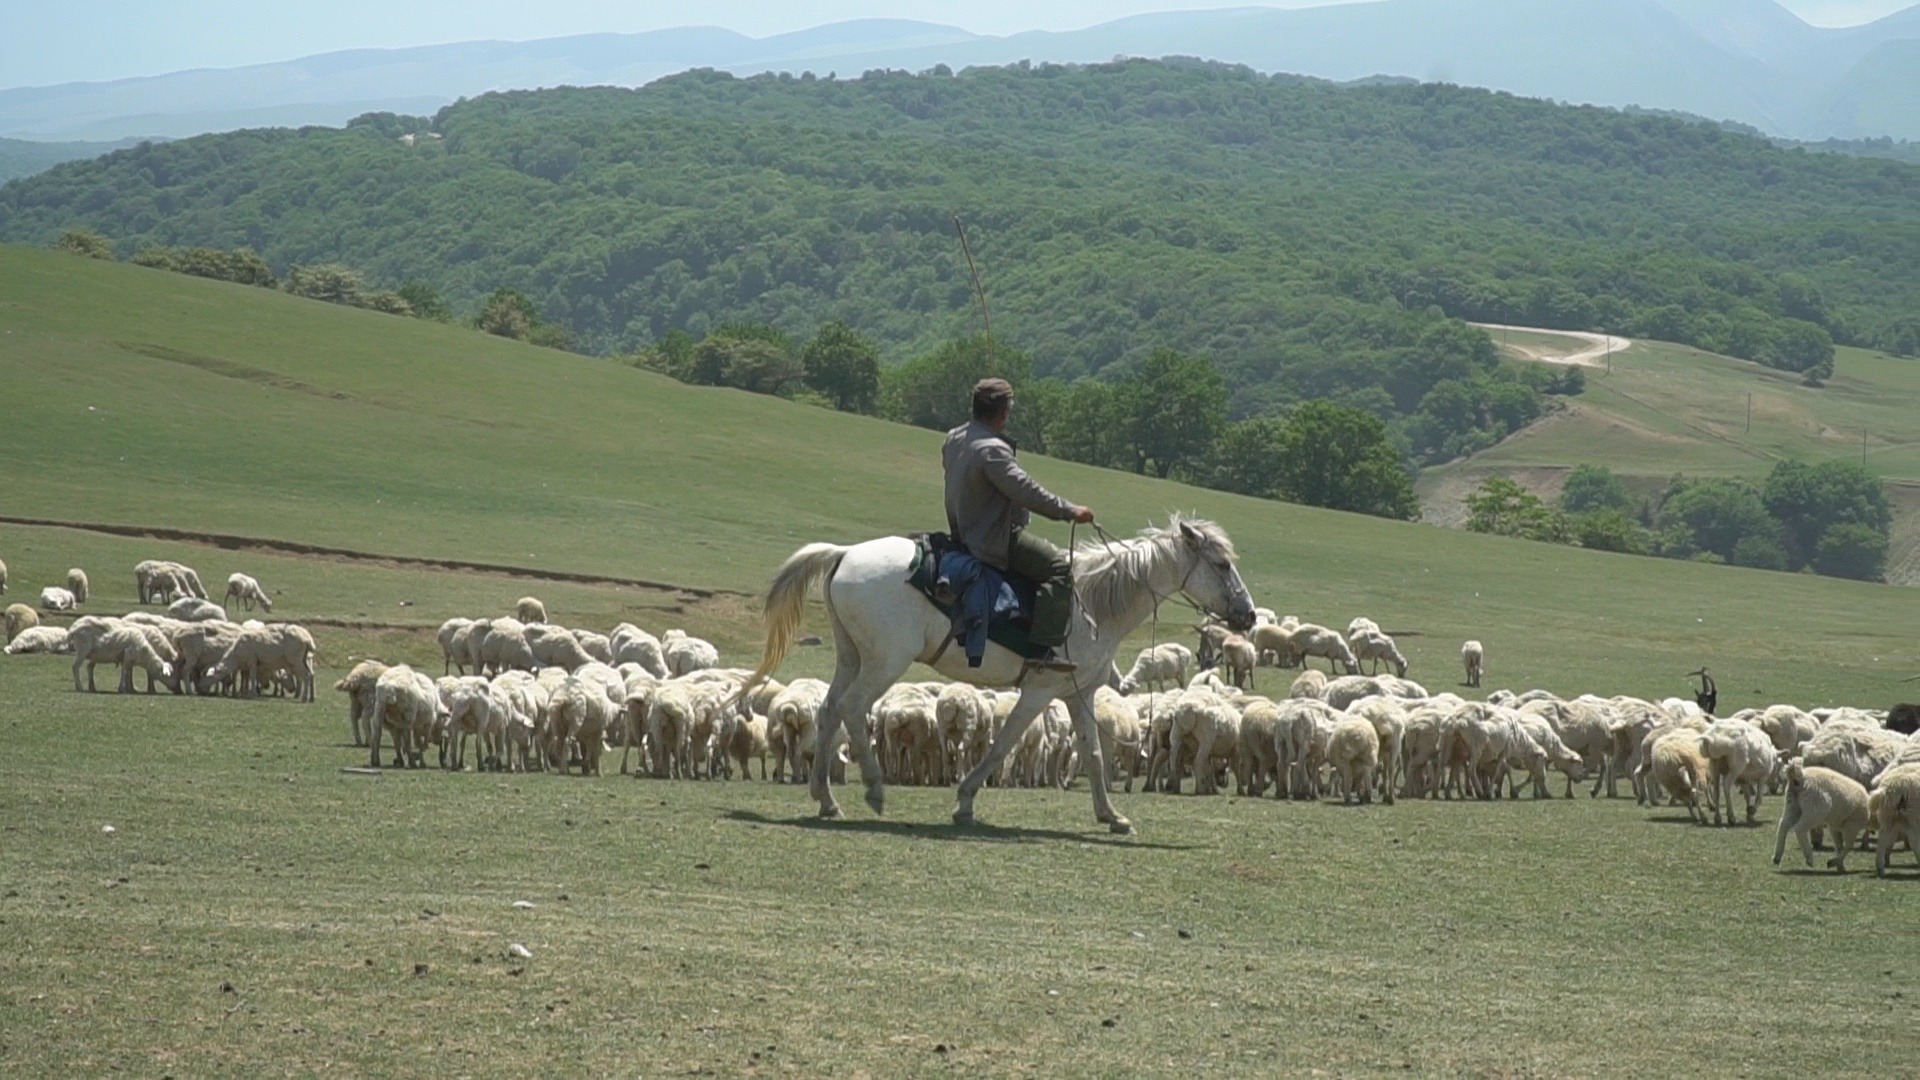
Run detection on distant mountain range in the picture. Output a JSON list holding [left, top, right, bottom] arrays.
[[0, 136, 155, 182], [1, 0, 1916, 143]]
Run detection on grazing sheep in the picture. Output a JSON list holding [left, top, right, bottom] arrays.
[[442, 677, 509, 771], [936, 682, 994, 786], [1461, 640, 1484, 688], [1091, 687, 1145, 793], [515, 596, 548, 624], [644, 680, 700, 779], [662, 630, 720, 677], [1870, 763, 1920, 877], [1321, 675, 1395, 712], [1118, 643, 1193, 693], [1274, 697, 1341, 800], [1287, 668, 1328, 700], [68, 621, 173, 693], [609, 623, 668, 678], [875, 683, 941, 786], [39, 586, 76, 612], [1349, 629, 1408, 678], [524, 624, 596, 671], [4, 603, 38, 643], [1219, 634, 1257, 689], [1234, 697, 1282, 797], [1287, 623, 1358, 675], [170, 620, 242, 695], [1701, 718, 1773, 826], [545, 675, 619, 776], [1326, 717, 1381, 805], [1346, 617, 1380, 639], [223, 572, 273, 613], [334, 659, 390, 747], [65, 568, 89, 605], [368, 665, 444, 769], [436, 618, 475, 675], [4, 625, 70, 654], [1800, 720, 1909, 791], [1650, 730, 1715, 823], [1773, 763, 1870, 872], [1346, 695, 1409, 803], [477, 617, 537, 675], [571, 629, 613, 664], [0, 557, 6, 594], [205, 623, 317, 701], [166, 597, 227, 622]]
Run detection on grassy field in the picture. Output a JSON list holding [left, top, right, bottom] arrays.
[[1423, 332, 1920, 583], [3, 245, 1919, 1073]]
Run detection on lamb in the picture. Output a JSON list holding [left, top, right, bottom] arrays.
[[1461, 640, 1484, 688], [333, 659, 390, 746], [368, 664, 444, 769], [1701, 718, 1774, 826], [1649, 729, 1715, 823], [571, 629, 613, 664], [1287, 669, 1328, 700], [1118, 643, 1193, 694], [662, 630, 720, 677], [725, 710, 773, 780], [65, 568, 89, 605], [1772, 763, 1870, 873], [1869, 763, 1920, 877], [1326, 717, 1382, 805], [68, 621, 173, 693], [39, 586, 76, 612], [1285, 623, 1358, 675], [609, 623, 668, 678], [166, 597, 227, 622], [524, 623, 596, 671], [1218, 634, 1257, 689], [4, 603, 38, 643], [4, 625, 70, 654], [515, 596, 548, 624], [1349, 629, 1408, 678], [223, 572, 273, 613]]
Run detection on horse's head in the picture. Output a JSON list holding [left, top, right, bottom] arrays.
[[1174, 519, 1256, 633]]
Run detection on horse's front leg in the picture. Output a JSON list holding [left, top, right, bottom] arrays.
[[1065, 691, 1131, 835], [956, 694, 1051, 825]]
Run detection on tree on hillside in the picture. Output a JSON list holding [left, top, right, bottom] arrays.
[[398, 280, 453, 322], [1812, 522, 1888, 582], [52, 229, 114, 260], [1762, 458, 1892, 571], [1202, 416, 1290, 499], [476, 287, 569, 349], [1464, 476, 1569, 542], [1121, 348, 1228, 479], [689, 327, 805, 396], [1043, 378, 1130, 469], [881, 336, 1033, 433], [287, 263, 370, 306], [1569, 508, 1649, 554], [1654, 477, 1775, 562], [1274, 402, 1418, 520], [1560, 463, 1634, 514], [801, 320, 881, 413]]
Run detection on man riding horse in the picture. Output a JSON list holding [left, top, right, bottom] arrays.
[[942, 378, 1095, 673]]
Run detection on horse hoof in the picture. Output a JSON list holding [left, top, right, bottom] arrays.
[[1107, 818, 1135, 836], [952, 810, 974, 827], [818, 806, 844, 821], [865, 787, 886, 816]]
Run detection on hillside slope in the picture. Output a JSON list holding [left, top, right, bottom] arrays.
[[0, 244, 1909, 705]]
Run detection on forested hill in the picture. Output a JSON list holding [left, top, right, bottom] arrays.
[[3, 60, 1916, 409]]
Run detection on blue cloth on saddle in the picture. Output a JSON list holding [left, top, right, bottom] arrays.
[[906, 534, 1038, 666]]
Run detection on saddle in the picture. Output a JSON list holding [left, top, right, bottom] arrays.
[[905, 533, 1041, 667]]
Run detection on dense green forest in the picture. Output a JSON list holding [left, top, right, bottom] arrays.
[[5, 60, 1917, 426]]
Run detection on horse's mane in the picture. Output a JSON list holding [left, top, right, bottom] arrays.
[[1072, 514, 1234, 624]]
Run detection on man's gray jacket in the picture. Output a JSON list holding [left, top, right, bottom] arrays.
[[942, 419, 1075, 569]]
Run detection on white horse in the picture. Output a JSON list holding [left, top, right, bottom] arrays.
[[742, 516, 1256, 834]]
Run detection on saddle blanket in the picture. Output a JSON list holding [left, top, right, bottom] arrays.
[[905, 533, 1039, 667]]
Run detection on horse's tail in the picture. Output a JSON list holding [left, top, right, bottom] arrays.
[[738, 542, 847, 708]]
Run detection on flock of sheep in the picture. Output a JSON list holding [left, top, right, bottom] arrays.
[[3, 559, 314, 700], [6, 554, 1915, 876]]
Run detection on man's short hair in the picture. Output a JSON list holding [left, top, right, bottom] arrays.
[[972, 377, 1014, 421]]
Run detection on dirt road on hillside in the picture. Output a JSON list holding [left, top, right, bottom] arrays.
[[1473, 323, 1632, 367]]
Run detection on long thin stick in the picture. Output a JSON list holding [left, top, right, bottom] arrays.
[[952, 213, 996, 375]]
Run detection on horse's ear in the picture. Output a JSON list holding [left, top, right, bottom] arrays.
[[1178, 520, 1203, 546]]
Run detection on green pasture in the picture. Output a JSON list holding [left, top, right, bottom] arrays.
[[1, 659, 1915, 1077]]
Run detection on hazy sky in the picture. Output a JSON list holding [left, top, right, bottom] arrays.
[[4, 1, 1912, 88]]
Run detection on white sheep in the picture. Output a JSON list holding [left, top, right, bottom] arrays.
[[205, 623, 316, 701], [1345, 695, 1409, 803], [935, 682, 993, 786], [169, 620, 242, 695], [515, 596, 548, 624], [1092, 686, 1145, 792], [477, 617, 537, 675], [435, 618, 475, 675], [0, 557, 7, 594], [1118, 642, 1193, 693], [1461, 640, 1484, 688], [1870, 763, 1920, 877], [1800, 720, 1909, 790], [442, 676, 508, 771], [1326, 717, 1381, 805], [4, 602, 38, 643], [223, 572, 273, 613], [1649, 729, 1715, 823], [1349, 629, 1407, 678], [546, 675, 619, 776], [40, 586, 76, 612], [1701, 718, 1773, 826], [1219, 634, 1256, 689], [334, 659, 390, 746], [3, 625, 70, 654], [1346, 616, 1380, 639], [571, 628, 613, 664], [368, 664, 444, 769], [1274, 697, 1341, 800], [166, 597, 227, 622], [1287, 668, 1328, 700], [610, 623, 668, 678], [1773, 762, 1870, 872], [1508, 708, 1586, 799], [68, 619, 173, 693], [136, 560, 209, 604], [875, 683, 941, 786], [662, 630, 720, 677], [1286, 623, 1358, 675], [1234, 696, 1282, 797], [65, 568, 89, 605], [524, 624, 596, 671]]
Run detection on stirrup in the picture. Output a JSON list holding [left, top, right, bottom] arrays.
[[1023, 649, 1078, 674]]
